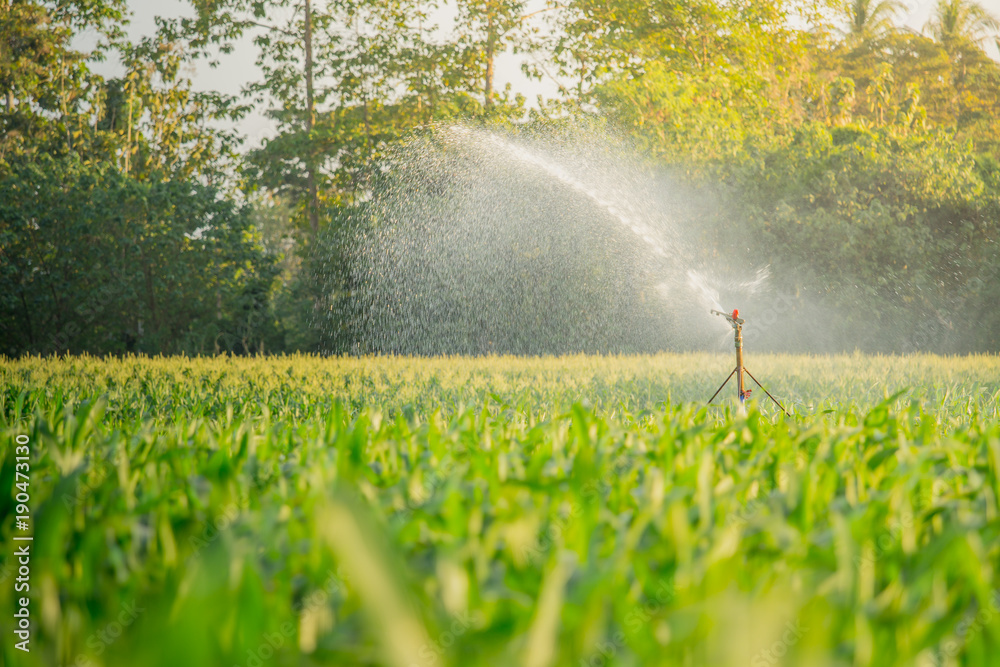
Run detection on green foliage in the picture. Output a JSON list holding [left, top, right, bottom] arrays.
[[926, 0, 1000, 45], [813, 32, 1000, 155], [0, 156, 281, 356], [577, 0, 1000, 353], [0, 1, 277, 357], [2, 354, 1000, 666], [841, 0, 906, 46], [597, 65, 772, 167], [189, 0, 530, 238], [0, 0, 244, 185], [105, 34, 249, 184], [0, 0, 125, 170], [3, 0, 1000, 354], [698, 123, 1000, 351]]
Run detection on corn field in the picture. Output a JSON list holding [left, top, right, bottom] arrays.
[[2, 354, 1000, 667]]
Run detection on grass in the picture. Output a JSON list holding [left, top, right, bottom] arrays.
[[2, 353, 1000, 667]]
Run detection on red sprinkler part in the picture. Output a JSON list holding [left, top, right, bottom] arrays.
[[732, 308, 739, 320]]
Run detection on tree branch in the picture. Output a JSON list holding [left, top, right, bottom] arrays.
[[240, 19, 298, 38]]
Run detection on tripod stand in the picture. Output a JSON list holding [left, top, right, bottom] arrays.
[[707, 309, 790, 417]]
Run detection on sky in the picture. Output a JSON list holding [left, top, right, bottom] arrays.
[[110, 0, 1000, 147]]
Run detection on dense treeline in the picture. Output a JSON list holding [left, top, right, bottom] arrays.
[[1, 0, 999, 355]]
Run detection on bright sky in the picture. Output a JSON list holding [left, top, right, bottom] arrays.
[[111, 0, 1000, 147]]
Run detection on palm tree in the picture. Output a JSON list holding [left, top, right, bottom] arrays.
[[925, 0, 1000, 45], [843, 0, 908, 45]]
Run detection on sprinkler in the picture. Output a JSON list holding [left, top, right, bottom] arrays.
[[707, 308, 790, 416]]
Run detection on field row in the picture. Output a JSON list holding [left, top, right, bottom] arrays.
[[1, 355, 999, 666]]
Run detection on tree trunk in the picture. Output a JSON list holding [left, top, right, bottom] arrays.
[[304, 0, 319, 236], [19, 290, 35, 348], [143, 263, 157, 338], [485, 11, 496, 109], [125, 88, 133, 175], [2, 0, 12, 112]]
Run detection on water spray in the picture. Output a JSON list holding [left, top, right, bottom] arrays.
[[707, 309, 790, 417]]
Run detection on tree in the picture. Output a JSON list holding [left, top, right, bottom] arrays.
[[919, 1, 1000, 157], [0, 1, 281, 356], [925, 0, 1000, 47], [1, 0, 246, 186], [453, 0, 540, 110], [817, 7, 1000, 156], [108, 32, 248, 185], [185, 0, 478, 237], [182, 0, 330, 234], [0, 0, 126, 107], [575, 0, 819, 168], [0, 156, 280, 355], [697, 122, 1000, 352], [841, 0, 905, 46], [0, 0, 126, 169]]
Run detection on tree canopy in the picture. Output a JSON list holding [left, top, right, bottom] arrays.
[[2, 0, 1000, 354]]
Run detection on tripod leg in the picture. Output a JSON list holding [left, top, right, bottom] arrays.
[[707, 368, 737, 405], [743, 367, 791, 417]]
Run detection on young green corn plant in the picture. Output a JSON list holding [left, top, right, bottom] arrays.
[[1, 354, 999, 666]]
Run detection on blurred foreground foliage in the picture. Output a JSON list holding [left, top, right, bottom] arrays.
[[2, 354, 1000, 666]]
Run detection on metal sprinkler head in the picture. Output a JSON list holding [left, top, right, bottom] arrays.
[[711, 308, 744, 329]]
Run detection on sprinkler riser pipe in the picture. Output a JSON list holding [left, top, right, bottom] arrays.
[[735, 326, 745, 404], [707, 308, 789, 416]]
